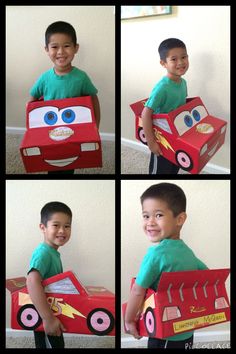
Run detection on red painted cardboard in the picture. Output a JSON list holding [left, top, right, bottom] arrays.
[[6, 271, 115, 336], [131, 97, 227, 174], [122, 269, 230, 339], [20, 96, 102, 172]]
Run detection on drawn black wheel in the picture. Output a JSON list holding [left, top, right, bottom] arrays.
[[144, 307, 156, 337], [138, 128, 147, 145], [175, 150, 193, 171], [87, 308, 114, 336], [17, 304, 42, 330]]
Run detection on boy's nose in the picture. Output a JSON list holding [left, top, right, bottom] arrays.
[[57, 47, 64, 54], [147, 216, 156, 224]]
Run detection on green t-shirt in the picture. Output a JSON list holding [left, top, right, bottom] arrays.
[[28, 242, 63, 279], [30, 67, 98, 101], [145, 76, 187, 114], [136, 239, 208, 341]]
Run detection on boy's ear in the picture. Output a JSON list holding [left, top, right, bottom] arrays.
[[45, 46, 49, 53], [39, 223, 46, 233], [75, 43, 79, 53], [160, 59, 167, 68], [176, 212, 187, 227]]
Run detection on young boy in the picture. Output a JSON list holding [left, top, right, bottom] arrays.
[[26, 201, 72, 348], [125, 183, 208, 349], [142, 38, 189, 174], [30, 21, 100, 174]]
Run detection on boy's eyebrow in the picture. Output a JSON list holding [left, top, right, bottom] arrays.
[[49, 41, 72, 46], [142, 209, 165, 214]]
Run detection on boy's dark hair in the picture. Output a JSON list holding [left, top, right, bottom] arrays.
[[140, 183, 186, 217], [45, 21, 77, 47], [41, 201, 72, 225], [158, 38, 186, 61]]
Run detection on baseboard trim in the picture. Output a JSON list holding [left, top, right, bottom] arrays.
[[6, 127, 115, 142], [121, 138, 230, 174], [121, 330, 230, 348]]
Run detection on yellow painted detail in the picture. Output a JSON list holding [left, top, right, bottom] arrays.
[[173, 312, 226, 333], [142, 294, 155, 314], [60, 302, 86, 319], [154, 130, 175, 152], [19, 292, 33, 305]]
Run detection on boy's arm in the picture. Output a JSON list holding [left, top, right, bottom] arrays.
[[91, 95, 100, 129], [26, 270, 66, 336], [125, 282, 146, 339], [141, 107, 163, 156]]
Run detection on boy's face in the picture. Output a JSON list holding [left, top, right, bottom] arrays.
[[45, 33, 79, 74], [142, 198, 186, 243], [40, 212, 72, 250], [160, 47, 189, 82]]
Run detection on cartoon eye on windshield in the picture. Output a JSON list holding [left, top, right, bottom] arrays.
[[60, 106, 92, 125], [184, 114, 193, 127], [174, 105, 208, 136], [62, 109, 76, 124], [29, 106, 59, 128], [191, 105, 208, 121], [44, 111, 58, 125]]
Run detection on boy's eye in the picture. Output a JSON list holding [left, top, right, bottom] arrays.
[[156, 214, 163, 218], [143, 215, 149, 219]]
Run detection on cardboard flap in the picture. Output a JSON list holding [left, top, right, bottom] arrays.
[[130, 99, 148, 115], [6, 277, 27, 293], [157, 269, 230, 292]]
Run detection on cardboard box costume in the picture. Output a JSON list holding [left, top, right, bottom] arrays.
[[20, 96, 102, 172], [122, 269, 230, 339], [6, 271, 115, 336], [131, 97, 227, 174]]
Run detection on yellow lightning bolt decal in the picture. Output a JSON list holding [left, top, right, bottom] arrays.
[[59, 302, 86, 319], [154, 130, 175, 152]]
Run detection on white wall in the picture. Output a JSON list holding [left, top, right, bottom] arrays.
[[121, 180, 230, 336], [121, 6, 230, 169], [6, 180, 115, 328], [6, 6, 115, 133]]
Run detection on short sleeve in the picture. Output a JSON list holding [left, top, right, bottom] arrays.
[[81, 73, 98, 96], [136, 247, 161, 289], [30, 74, 44, 99], [28, 250, 51, 279], [144, 84, 166, 112]]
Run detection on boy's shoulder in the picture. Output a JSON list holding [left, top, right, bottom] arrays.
[[70, 66, 90, 78]]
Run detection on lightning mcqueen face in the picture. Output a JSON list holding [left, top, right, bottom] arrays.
[[20, 96, 102, 173], [6, 271, 115, 336], [131, 97, 227, 174]]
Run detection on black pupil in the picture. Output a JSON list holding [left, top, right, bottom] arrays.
[[48, 113, 54, 120], [65, 111, 71, 118], [27, 314, 32, 320], [97, 318, 103, 324]]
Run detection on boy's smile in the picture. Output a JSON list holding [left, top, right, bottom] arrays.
[[161, 47, 189, 82], [142, 198, 186, 243], [45, 33, 79, 75], [40, 212, 72, 249]]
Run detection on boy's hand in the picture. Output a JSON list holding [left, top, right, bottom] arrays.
[[148, 141, 163, 156], [125, 321, 142, 340], [43, 316, 66, 336]]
